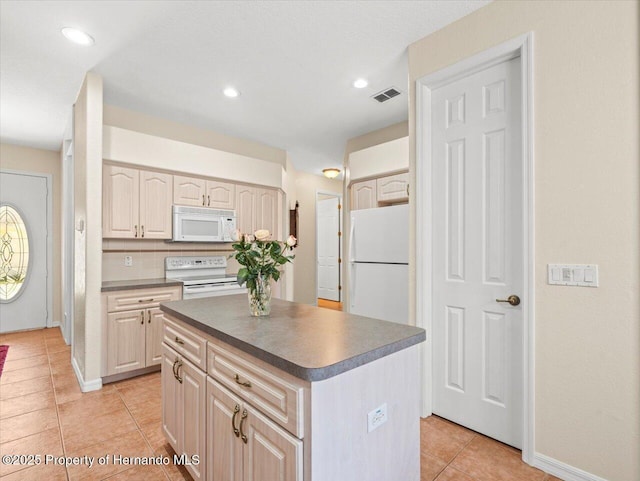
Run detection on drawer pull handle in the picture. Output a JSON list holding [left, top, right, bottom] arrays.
[[134, 225, 138, 238], [172, 358, 179, 380], [231, 404, 240, 437], [141, 225, 145, 238], [239, 409, 248, 444], [140, 311, 144, 325], [138, 298, 155, 303], [176, 360, 183, 384], [234, 374, 252, 388], [175, 337, 185, 345]]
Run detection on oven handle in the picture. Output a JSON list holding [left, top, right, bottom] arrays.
[[183, 284, 242, 294]]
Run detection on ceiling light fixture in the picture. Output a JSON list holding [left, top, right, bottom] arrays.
[[223, 87, 240, 98], [61, 27, 94, 46], [322, 168, 341, 179], [353, 78, 368, 89]]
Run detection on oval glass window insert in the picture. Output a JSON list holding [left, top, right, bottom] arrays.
[[0, 205, 30, 302]]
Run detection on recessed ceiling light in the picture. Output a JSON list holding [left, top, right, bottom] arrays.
[[61, 27, 94, 46], [353, 78, 368, 89], [223, 87, 240, 98]]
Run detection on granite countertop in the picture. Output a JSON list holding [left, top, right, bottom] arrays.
[[101, 278, 183, 292], [160, 295, 425, 382]]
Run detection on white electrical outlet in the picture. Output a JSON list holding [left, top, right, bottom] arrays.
[[124, 256, 133, 267], [367, 403, 388, 432]]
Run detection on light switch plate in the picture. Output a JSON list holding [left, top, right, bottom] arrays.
[[548, 264, 598, 287]]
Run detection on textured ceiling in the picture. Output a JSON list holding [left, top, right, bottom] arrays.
[[0, 0, 490, 175]]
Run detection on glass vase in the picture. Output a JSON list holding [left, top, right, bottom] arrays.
[[248, 275, 271, 317]]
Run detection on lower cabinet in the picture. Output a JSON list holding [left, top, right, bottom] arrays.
[[206, 377, 302, 481], [161, 314, 304, 481], [107, 306, 164, 374], [162, 343, 207, 481], [103, 286, 181, 377]]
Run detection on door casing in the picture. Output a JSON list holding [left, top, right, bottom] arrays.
[[0, 169, 54, 329], [315, 191, 342, 303], [415, 32, 534, 462]]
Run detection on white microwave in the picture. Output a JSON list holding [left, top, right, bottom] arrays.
[[172, 205, 236, 242]]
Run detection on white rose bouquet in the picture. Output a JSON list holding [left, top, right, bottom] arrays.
[[230, 229, 296, 291]]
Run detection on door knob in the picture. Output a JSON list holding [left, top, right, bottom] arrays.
[[496, 295, 520, 306]]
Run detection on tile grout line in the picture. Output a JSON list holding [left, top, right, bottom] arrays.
[[46, 334, 72, 481], [111, 380, 173, 481]]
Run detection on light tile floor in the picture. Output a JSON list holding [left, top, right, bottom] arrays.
[[0, 327, 559, 481]]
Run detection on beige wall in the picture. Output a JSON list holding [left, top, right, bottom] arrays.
[[291, 171, 342, 305], [0, 143, 62, 327], [408, 1, 639, 480], [104, 104, 286, 167], [73, 72, 103, 385]]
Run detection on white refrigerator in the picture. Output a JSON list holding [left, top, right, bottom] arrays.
[[348, 204, 409, 324]]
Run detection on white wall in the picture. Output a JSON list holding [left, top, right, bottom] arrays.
[[348, 136, 408, 181], [73, 72, 103, 388], [408, 1, 639, 480], [103, 126, 283, 189]]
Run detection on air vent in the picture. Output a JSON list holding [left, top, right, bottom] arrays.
[[372, 87, 402, 103]]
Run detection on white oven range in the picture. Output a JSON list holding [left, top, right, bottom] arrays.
[[165, 256, 246, 299]]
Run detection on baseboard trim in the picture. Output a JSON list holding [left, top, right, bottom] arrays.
[[71, 356, 103, 393], [534, 453, 608, 481]]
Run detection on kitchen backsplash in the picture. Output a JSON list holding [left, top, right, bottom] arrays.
[[102, 239, 241, 281]]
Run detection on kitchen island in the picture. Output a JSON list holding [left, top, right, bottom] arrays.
[[160, 295, 425, 481]]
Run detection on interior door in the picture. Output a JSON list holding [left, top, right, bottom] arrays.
[[317, 196, 340, 301], [431, 57, 523, 447], [0, 172, 49, 332]]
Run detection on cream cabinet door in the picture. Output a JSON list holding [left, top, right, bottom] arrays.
[[207, 378, 243, 481], [106, 310, 145, 375], [174, 175, 207, 207], [376, 172, 409, 204], [351, 179, 377, 210], [103, 165, 139, 238], [162, 344, 182, 452], [236, 186, 256, 235], [181, 357, 207, 481], [244, 404, 303, 481], [206, 181, 236, 210], [145, 308, 165, 366], [140, 170, 173, 239], [255, 188, 278, 238]]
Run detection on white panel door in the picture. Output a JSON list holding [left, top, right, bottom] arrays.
[[350, 263, 408, 324], [431, 57, 523, 448], [0, 172, 48, 332], [317, 197, 340, 301]]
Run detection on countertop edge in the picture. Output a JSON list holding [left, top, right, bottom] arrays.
[[160, 303, 426, 382]]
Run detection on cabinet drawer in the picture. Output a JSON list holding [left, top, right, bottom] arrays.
[[163, 317, 207, 371], [107, 287, 181, 312], [207, 340, 304, 438]]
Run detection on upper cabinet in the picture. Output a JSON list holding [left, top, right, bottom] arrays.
[[376, 172, 409, 204], [103, 165, 173, 239], [174, 175, 235, 210], [236, 186, 279, 239], [348, 136, 410, 211], [351, 179, 377, 210], [351, 173, 409, 210]]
